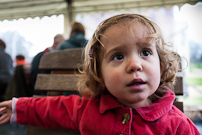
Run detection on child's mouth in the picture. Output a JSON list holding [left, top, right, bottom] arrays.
[[127, 78, 145, 86], [129, 82, 144, 86]]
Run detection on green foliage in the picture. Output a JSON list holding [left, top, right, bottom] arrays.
[[190, 63, 202, 69], [185, 77, 202, 85]]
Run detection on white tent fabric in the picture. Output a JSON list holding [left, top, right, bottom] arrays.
[[0, 0, 201, 21], [0, 0, 66, 21]]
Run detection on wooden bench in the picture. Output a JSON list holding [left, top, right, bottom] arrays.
[[27, 48, 184, 135], [34, 48, 83, 96], [27, 48, 83, 135]]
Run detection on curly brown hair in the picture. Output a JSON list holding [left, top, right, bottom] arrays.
[[78, 14, 180, 101]]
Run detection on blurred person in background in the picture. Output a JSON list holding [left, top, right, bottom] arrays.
[[56, 22, 88, 50], [15, 54, 27, 66], [0, 39, 14, 102], [4, 53, 32, 100]]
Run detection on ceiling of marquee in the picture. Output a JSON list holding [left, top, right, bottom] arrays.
[[0, 0, 201, 21]]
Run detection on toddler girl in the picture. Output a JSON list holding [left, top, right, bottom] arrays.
[[0, 14, 200, 135]]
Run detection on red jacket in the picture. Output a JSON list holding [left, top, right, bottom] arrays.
[[16, 89, 200, 135]]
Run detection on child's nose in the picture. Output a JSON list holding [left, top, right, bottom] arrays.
[[126, 58, 143, 73]]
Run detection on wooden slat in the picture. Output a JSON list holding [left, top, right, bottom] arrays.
[[174, 76, 183, 95], [39, 48, 84, 70], [52, 70, 80, 74], [27, 126, 81, 135], [35, 74, 80, 92], [173, 101, 184, 112]]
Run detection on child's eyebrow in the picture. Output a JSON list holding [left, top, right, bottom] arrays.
[[104, 45, 126, 58], [136, 41, 155, 48]]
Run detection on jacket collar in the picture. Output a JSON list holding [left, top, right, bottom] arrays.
[[99, 93, 123, 114], [99, 89, 175, 121], [135, 89, 175, 121]]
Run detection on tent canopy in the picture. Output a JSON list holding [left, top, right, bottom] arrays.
[[0, 0, 200, 21]]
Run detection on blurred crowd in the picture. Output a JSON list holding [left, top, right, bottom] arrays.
[[0, 22, 88, 101]]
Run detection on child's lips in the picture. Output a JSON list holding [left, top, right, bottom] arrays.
[[127, 78, 146, 87]]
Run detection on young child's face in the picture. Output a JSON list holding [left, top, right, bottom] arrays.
[[100, 21, 161, 108]]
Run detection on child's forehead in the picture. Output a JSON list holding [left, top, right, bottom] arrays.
[[109, 18, 150, 29], [98, 22, 156, 54], [100, 21, 152, 43], [102, 20, 152, 38]]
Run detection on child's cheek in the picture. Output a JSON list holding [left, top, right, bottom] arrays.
[[110, 72, 122, 83]]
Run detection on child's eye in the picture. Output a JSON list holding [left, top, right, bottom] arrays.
[[140, 49, 152, 56], [112, 54, 124, 61]]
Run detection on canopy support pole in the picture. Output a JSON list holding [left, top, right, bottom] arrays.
[[64, 0, 75, 38]]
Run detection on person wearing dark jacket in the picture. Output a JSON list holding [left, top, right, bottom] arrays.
[[0, 39, 14, 102], [56, 22, 88, 50]]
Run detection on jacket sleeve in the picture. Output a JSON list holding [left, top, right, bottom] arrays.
[[176, 118, 200, 135], [16, 95, 85, 130]]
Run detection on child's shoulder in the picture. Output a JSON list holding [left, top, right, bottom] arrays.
[[168, 105, 189, 120], [167, 105, 196, 126], [169, 105, 200, 134]]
